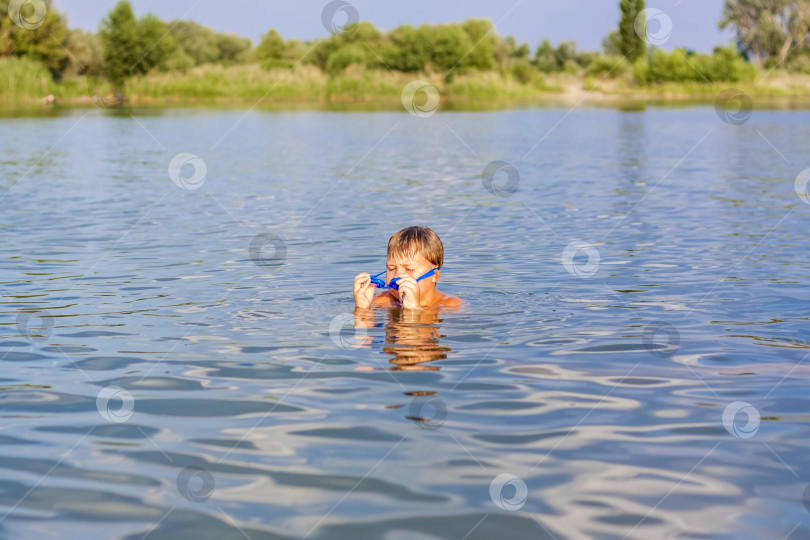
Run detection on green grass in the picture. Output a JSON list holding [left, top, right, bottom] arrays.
[[53, 64, 563, 105], [447, 71, 553, 99], [0, 57, 56, 106], [129, 64, 326, 99], [2, 57, 809, 111]]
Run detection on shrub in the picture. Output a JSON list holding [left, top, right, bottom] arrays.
[[586, 55, 631, 78], [788, 53, 810, 74], [632, 56, 649, 84], [381, 25, 429, 72], [325, 44, 368, 74], [563, 59, 580, 74], [509, 59, 537, 84], [636, 46, 756, 84]]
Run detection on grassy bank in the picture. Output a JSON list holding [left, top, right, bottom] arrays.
[[0, 57, 56, 108], [50, 63, 558, 104], [3, 59, 810, 111]]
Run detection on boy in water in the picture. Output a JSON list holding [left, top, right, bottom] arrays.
[[353, 226, 462, 310]]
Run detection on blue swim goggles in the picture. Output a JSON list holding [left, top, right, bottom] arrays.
[[369, 268, 438, 290]]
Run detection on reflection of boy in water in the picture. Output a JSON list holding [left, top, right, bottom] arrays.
[[353, 226, 462, 310], [354, 307, 451, 370]]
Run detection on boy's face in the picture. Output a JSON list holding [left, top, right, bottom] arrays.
[[386, 251, 438, 300]]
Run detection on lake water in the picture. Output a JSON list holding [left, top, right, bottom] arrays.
[[1, 103, 810, 539]]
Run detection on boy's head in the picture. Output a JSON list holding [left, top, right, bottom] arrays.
[[386, 226, 443, 300], [387, 226, 443, 269]]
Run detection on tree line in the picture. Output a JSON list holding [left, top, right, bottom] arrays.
[[1, 0, 809, 91], [720, 0, 810, 68]]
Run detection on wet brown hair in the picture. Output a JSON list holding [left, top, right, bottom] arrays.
[[387, 226, 443, 269]]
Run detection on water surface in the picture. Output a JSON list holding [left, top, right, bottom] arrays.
[[1, 105, 810, 539]]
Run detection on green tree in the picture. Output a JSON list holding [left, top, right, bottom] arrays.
[[619, 0, 646, 61], [283, 39, 309, 65], [163, 47, 194, 71], [0, 0, 69, 76], [167, 21, 250, 66], [325, 22, 384, 71], [534, 39, 556, 72], [255, 29, 286, 65], [382, 24, 429, 72], [496, 35, 531, 66], [602, 29, 622, 55], [168, 20, 219, 65], [102, 3, 181, 87], [307, 35, 340, 70], [514, 41, 531, 59], [100, 0, 140, 88], [256, 29, 308, 69], [337, 21, 382, 47], [720, 0, 810, 67], [133, 13, 176, 73], [776, 2, 810, 66], [304, 22, 379, 71], [422, 23, 475, 76], [720, 0, 774, 65], [325, 43, 366, 73], [554, 40, 578, 67], [63, 29, 104, 77], [216, 33, 250, 64], [460, 18, 497, 71]]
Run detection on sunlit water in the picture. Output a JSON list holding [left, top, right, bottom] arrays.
[[1, 104, 810, 539]]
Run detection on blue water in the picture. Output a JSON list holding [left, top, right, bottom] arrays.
[[1, 105, 809, 539]]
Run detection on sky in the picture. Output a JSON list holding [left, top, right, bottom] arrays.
[[51, 0, 736, 53]]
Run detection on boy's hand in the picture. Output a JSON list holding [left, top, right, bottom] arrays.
[[353, 273, 375, 309], [395, 276, 422, 310]]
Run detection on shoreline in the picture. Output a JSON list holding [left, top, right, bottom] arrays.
[[16, 92, 810, 113], [4, 68, 810, 113]]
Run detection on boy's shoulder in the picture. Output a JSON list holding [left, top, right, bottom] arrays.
[[434, 293, 463, 308], [370, 291, 462, 308]]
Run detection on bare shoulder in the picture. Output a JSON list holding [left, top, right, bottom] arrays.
[[437, 294, 463, 307]]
